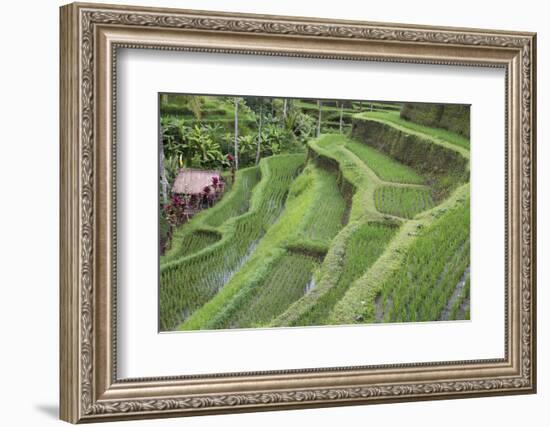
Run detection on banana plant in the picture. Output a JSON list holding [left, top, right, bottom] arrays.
[[188, 124, 224, 169], [261, 123, 287, 156], [237, 134, 257, 165]]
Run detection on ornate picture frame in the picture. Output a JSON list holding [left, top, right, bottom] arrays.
[[60, 2, 536, 423]]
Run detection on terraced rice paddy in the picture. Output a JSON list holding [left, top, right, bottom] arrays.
[[171, 230, 221, 259], [227, 253, 321, 329], [360, 110, 470, 150], [180, 162, 347, 331], [376, 197, 470, 322], [290, 222, 398, 326], [159, 103, 470, 331], [374, 186, 435, 219], [203, 167, 261, 227], [161, 166, 261, 264], [345, 140, 425, 184], [159, 154, 304, 330]]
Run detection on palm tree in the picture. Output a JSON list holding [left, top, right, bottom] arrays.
[[234, 97, 239, 170], [317, 100, 322, 137], [339, 101, 344, 133], [187, 95, 203, 120], [255, 100, 264, 165]]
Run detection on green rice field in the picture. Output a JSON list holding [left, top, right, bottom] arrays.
[[159, 95, 471, 331]]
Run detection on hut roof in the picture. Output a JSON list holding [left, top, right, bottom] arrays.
[[172, 168, 220, 195]]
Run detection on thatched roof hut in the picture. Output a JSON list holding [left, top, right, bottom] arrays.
[[172, 168, 220, 195]]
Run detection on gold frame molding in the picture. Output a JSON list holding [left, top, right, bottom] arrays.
[[59, 2, 537, 423]]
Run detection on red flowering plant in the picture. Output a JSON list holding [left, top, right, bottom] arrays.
[[164, 193, 187, 226], [211, 175, 225, 195]]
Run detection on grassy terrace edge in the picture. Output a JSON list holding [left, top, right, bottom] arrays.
[[360, 110, 470, 151]]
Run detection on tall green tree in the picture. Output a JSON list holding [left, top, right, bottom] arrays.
[[255, 102, 264, 165], [244, 97, 268, 166]]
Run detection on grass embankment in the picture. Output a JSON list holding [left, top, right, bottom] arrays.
[[345, 140, 424, 184], [159, 154, 304, 331], [161, 166, 261, 264], [400, 103, 470, 139], [359, 110, 470, 150], [312, 134, 383, 222], [352, 111, 469, 201], [295, 100, 401, 113], [181, 162, 347, 330]]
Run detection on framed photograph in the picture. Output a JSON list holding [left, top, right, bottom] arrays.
[[59, 2, 537, 423]]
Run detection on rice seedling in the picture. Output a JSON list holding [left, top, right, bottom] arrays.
[[170, 230, 221, 258], [293, 165, 347, 244], [203, 166, 261, 227], [374, 186, 435, 219], [376, 196, 470, 323], [291, 222, 398, 326], [227, 254, 321, 328], [449, 276, 470, 320]]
